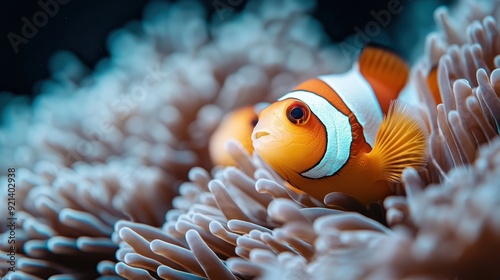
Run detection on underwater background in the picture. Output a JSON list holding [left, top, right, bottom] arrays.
[[1, 0, 451, 97], [1, 0, 500, 279]]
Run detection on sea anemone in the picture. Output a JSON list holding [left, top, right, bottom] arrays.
[[0, 160, 175, 279], [1, 0, 345, 278], [113, 1, 500, 279], [1, 0, 500, 279]]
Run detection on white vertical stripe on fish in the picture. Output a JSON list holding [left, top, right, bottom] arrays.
[[319, 68, 383, 147], [278, 90, 352, 178]]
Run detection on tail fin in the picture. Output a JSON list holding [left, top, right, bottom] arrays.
[[358, 44, 409, 114], [368, 100, 428, 182]]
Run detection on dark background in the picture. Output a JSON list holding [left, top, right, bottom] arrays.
[[0, 0, 453, 99]]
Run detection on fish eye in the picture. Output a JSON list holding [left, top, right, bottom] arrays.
[[286, 101, 309, 125], [251, 117, 258, 127]]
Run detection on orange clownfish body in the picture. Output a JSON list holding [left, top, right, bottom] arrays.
[[209, 105, 264, 166], [252, 45, 428, 205], [426, 65, 442, 104]]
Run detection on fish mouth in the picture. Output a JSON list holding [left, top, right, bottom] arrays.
[[251, 130, 270, 141]]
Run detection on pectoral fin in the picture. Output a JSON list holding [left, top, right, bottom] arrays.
[[368, 100, 428, 182]]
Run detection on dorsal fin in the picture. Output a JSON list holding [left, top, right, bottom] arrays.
[[357, 43, 409, 114]]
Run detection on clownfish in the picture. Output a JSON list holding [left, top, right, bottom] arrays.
[[251, 45, 428, 205], [209, 105, 263, 166], [426, 65, 442, 104]]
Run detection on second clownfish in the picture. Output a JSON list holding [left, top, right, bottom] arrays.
[[209, 106, 260, 166], [252, 44, 428, 205], [426, 65, 441, 104]]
